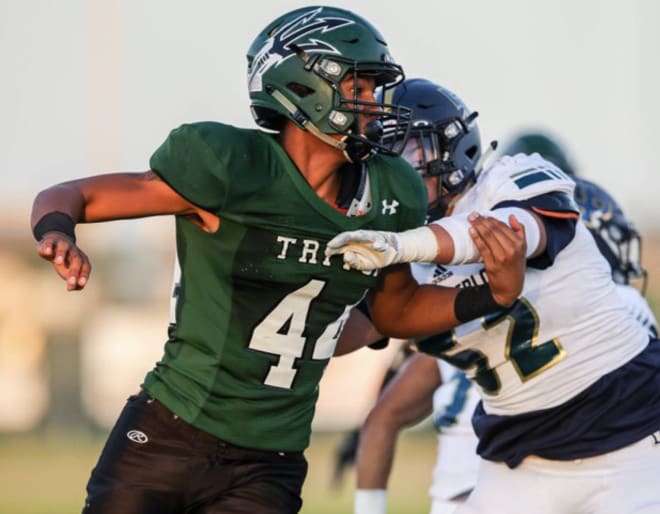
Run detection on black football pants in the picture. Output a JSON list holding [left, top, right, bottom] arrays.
[[82, 391, 308, 514]]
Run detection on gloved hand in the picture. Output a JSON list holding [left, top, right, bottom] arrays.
[[325, 226, 439, 271]]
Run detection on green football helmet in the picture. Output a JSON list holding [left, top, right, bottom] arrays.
[[247, 6, 411, 162], [501, 131, 576, 176]]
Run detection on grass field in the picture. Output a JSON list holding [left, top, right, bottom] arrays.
[[0, 430, 436, 514]]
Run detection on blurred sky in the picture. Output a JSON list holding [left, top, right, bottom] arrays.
[[2, 0, 659, 231]]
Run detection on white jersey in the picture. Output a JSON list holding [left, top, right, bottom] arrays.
[[420, 154, 650, 416]]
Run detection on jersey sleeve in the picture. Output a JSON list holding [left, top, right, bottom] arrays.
[[480, 153, 578, 208], [149, 122, 229, 212], [493, 194, 578, 269]]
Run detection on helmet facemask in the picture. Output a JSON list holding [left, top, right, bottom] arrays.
[[388, 113, 480, 218], [575, 178, 649, 294], [308, 55, 412, 162], [591, 216, 647, 294]]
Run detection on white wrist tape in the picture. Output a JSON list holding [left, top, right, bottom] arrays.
[[355, 489, 387, 514], [395, 226, 439, 263], [432, 207, 540, 264], [432, 215, 480, 264]]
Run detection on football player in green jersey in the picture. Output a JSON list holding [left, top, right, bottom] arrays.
[[30, 6, 526, 514]]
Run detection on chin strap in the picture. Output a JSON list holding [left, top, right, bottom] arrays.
[[269, 88, 372, 163]]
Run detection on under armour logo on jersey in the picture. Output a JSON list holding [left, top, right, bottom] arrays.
[[248, 7, 353, 92], [381, 199, 399, 215], [127, 430, 148, 444]]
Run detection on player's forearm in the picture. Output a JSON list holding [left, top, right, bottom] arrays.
[[334, 308, 385, 356], [31, 183, 86, 229], [372, 284, 460, 338], [430, 207, 543, 264]]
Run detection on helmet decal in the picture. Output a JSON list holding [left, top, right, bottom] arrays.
[[248, 8, 354, 93]]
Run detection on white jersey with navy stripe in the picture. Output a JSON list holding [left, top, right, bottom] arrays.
[[418, 154, 650, 416], [455, 153, 575, 211]]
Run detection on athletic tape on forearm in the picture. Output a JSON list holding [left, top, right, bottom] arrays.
[[396, 226, 439, 263], [431, 207, 540, 264], [355, 489, 387, 514]]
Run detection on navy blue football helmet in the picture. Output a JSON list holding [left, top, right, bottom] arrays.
[[380, 78, 482, 218], [574, 177, 647, 292]]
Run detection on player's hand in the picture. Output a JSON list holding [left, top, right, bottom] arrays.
[[468, 212, 526, 306], [37, 231, 91, 291], [326, 227, 438, 271], [326, 230, 403, 270]]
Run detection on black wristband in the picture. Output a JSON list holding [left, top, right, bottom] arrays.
[[454, 284, 502, 323], [32, 212, 76, 243]]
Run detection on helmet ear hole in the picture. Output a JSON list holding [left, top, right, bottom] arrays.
[[465, 145, 479, 159], [286, 82, 315, 98]]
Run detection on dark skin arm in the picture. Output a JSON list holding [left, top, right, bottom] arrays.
[[31, 171, 218, 291], [369, 214, 526, 338], [334, 308, 386, 356], [357, 352, 441, 488]]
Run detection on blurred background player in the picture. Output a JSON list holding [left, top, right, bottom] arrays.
[[328, 78, 660, 514]]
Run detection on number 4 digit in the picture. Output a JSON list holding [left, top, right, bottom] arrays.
[[248, 279, 348, 389]]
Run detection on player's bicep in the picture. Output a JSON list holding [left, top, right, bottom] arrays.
[[494, 194, 579, 268], [76, 171, 218, 230]]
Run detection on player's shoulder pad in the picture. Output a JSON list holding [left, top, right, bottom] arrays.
[[478, 152, 576, 207]]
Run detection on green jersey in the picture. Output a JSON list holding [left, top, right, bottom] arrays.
[[143, 122, 426, 451]]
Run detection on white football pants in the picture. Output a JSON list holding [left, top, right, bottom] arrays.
[[455, 432, 660, 514]]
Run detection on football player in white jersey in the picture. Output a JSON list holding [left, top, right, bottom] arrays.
[[348, 134, 659, 514], [328, 78, 660, 514]]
